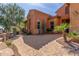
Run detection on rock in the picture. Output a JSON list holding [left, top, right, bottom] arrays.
[[12, 36, 37, 56], [0, 38, 3, 41], [0, 42, 7, 50], [12, 35, 79, 56], [0, 48, 14, 56], [0, 42, 14, 56]]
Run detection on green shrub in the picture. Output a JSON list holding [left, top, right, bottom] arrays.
[[68, 32, 79, 39], [68, 32, 78, 37], [47, 28, 52, 32], [54, 23, 69, 32]]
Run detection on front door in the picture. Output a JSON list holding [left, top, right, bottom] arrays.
[[50, 22, 54, 30]]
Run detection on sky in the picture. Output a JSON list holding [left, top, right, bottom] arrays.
[[18, 3, 64, 16]]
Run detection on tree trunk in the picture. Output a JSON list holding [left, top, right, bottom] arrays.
[[3, 33, 7, 42], [63, 31, 68, 42]]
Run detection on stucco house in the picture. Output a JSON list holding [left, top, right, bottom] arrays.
[[69, 3, 79, 32], [26, 9, 55, 34], [55, 3, 79, 33], [55, 3, 70, 26], [25, 3, 79, 34]]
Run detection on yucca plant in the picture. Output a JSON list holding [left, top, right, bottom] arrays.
[[54, 23, 69, 42]]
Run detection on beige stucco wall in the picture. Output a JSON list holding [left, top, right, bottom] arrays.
[[70, 3, 79, 32]]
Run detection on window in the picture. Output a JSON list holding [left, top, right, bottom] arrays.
[[37, 18, 41, 29], [37, 22, 40, 29], [62, 19, 70, 24]]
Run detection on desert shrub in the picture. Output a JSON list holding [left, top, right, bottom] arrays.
[[68, 32, 79, 42], [5, 40, 12, 47], [47, 28, 52, 32], [54, 23, 69, 32], [68, 32, 79, 39], [27, 32, 32, 35]]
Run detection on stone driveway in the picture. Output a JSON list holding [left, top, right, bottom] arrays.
[[23, 34, 61, 50]]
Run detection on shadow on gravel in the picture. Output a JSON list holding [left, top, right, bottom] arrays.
[[23, 34, 61, 50]]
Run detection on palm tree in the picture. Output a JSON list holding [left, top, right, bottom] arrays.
[[54, 23, 69, 42]]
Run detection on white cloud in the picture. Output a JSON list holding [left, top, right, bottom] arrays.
[[28, 3, 46, 8]]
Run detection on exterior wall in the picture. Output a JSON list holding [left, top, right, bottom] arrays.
[[56, 4, 66, 17], [27, 10, 35, 34], [56, 3, 70, 26], [56, 4, 70, 19], [55, 5, 65, 26], [27, 9, 54, 34], [70, 4, 79, 32], [56, 3, 79, 33], [54, 17, 62, 26]]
